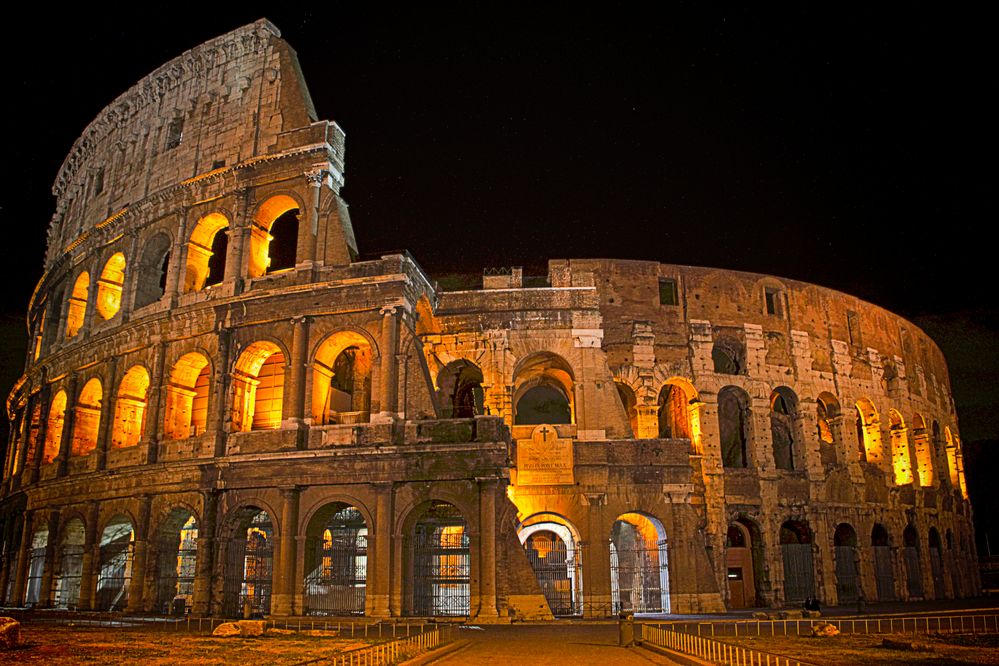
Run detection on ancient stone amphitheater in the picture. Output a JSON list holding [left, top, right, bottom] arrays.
[[0, 20, 978, 620]]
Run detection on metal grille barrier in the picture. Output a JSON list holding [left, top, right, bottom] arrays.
[[412, 505, 469, 617], [524, 535, 583, 617], [642, 624, 802, 665], [54, 544, 84, 608], [647, 613, 999, 639], [612, 540, 668, 614], [95, 541, 133, 611], [305, 624, 456, 666]]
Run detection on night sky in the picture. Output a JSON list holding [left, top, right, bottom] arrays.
[[1, 8, 996, 541]]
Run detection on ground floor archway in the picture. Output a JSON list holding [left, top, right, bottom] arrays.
[[408, 501, 469, 617], [96, 516, 134, 611], [222, 508, 274, 617], [518, 514, 584, 617], [303, 503, 368, 616], [610, 513, 669, 614]]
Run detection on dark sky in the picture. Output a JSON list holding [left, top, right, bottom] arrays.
[[1, 6, 996, 437]]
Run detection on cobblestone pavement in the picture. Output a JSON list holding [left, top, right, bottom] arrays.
[[432, 624, 679, 664]]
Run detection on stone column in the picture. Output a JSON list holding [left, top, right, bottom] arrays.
[[38, 510, 60, 607], [370, 482, 393, 617], [225, 189, 251, 289], [77, 502, 100, 610], [582, 493, 611, 618], [192, 491, 218, 617], [284, 316, 310, 448], [635, 405, 659, 439], [143, 343, 167, 464], [27, 386, 50, 485], [375, 306, 400, 422], [11, 510, 35, 606], [126, 495, 153, 612], [95, 357, 118, 471], [56, 375, 79, 478], [297, 168, 324, 265], [477, 478, 499, 618], [272, 487, 300, 616]]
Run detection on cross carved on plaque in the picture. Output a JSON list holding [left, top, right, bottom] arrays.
[[538, 426, 552, 441]]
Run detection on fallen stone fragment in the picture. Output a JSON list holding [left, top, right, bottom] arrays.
[[0, 617, 20, 649], [238, 620, 266, 637], [265, 628, 296, 636], [810, 621, 839, 637], [213, 622, 241, 637]]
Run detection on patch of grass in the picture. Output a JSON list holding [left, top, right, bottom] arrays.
[[722, 632, 999, 665]]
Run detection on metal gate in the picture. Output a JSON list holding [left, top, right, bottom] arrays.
[[96, 540, 134, 611], [412, 503, 469, 617], [780, 544, 815, 603], [873, 545, 896, 601], [223, 512, 273, 617], [903, 546, 923, 598], [612, 540, 669, 613], [524, 533, 583, 616], [834, 545, 859, 604], [54, 544, 84, 608], [304, 507, 367, 616], [24, 544, 46, 605], [930, 547, 944, 598]]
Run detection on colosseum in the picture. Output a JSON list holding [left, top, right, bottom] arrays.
[[0, 20, 979, 621]]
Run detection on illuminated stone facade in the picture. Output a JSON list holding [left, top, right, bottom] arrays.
[[0, 21, 979, 620]]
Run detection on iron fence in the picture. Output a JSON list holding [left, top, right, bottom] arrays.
[[642, 624, 802, 665]]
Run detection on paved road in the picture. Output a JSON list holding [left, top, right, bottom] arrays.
[[431, 624, 678, 665]]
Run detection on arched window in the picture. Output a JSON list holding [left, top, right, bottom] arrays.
[[312, 332, 373, 425], [615, 382, 637, 437], [437, 360, 485, 419], [658, 383, 692, 440], [769, 387, 799, 471], [96, 253, 126, 320], [248, 196, 300, 278], [712, 337, 744, 375], [233, 341, 285, 431], [513, 352, 574, 425], [911, 413, 933, 487], [111, 366, 150, 448], [66, 272, 90, 338], [718, 386, 751, 468], [184, 213, 229, 292], [72, 378, 102, 457], [854, 398, 882, 464], [44, 390, 67, 464], [133, 234, 172, 308], [163, 353, 211, 440]]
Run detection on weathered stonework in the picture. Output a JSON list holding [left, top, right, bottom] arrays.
[[0, 21, 978, 620]]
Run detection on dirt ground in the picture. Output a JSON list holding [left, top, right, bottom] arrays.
[[1, 624, 380, 665], [723, 632, 999, 665]]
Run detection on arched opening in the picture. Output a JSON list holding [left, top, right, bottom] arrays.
[[615, 382, 638, 437], [96, 252, 126, 320], [222, 508, 274, 617], [96, 516, 134, 611], [111, 366, 150, 449], [725, 519, 763, 608], [518, 514, 584, 617], [911, 413, 934, 487], [53, 518, 86, 608], [658, 383, 693, 440], [232, 341, 285, 431], [888, 410, 914, 485], [134, 233, 172, 308], [833, 523, 859, 604], [712, 337, 744, 375], [718, 386, 751, 468], [816, 393, 840, 465], [184, 213, 229, 292], [312, 332, 372, 425], [928, 527, 945, 599], [408, 501, 469, 617], [769, 387, 799, 471], [249, 195, 300, 278], [163, 353, 211, 440], [43, 390, 67, 464], [610, 513, 670, 614], [871, 524, 896, 601], [944, 427, 965, 496], [153, 510, 198, 614], [779, 520, 815, 603], [66, 272, 90, 338], [902, 525, 924, 599], [513, 353, 574, 425], [72, 378, 102, 457], [855, 398, 882, 464], [437, 360, 485, 419], [304, 503, 368, 616], [24, 526, 48, 606]]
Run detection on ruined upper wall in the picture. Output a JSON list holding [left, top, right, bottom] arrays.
[[47, 19, 318, 267]]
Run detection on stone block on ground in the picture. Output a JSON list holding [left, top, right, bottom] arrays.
[[0, 617, 20, 649], [213, 622, 241, 637], [238, 620, 266, 637], [810, 622, 839, 637]]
